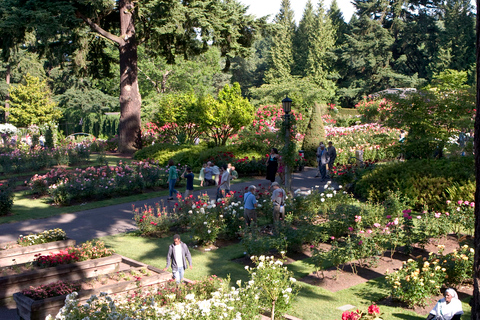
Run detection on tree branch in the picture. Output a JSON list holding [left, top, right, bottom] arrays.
[[75, 10, 123, 45], [138, 67, 160, 93]]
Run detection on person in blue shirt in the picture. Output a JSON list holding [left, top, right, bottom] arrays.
[[181, 167, 194, 199], [243, 185, 258, 227], [167, 159, 179, 200]]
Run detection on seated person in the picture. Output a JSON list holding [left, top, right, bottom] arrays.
[[426, 288, 463, 320]]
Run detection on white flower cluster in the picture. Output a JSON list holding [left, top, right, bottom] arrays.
[[0, 123, 17, 135]]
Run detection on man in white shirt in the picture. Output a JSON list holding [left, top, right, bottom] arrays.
[[271, 182, 286, 222], [163, 234, 193, 283]]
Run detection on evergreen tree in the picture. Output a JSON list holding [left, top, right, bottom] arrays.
[[336, 15, 418, 107], [302, 102, 325, 166], [328, 0, 349, 46], [305, 0, 336, 99], [264, 0, 295, 83], [292, 1, 315, 77], [439, 0, 475, 72]]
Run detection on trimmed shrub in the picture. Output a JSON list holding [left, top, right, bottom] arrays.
[[354, 156, 475, 211], [302, 103, 326, 166]]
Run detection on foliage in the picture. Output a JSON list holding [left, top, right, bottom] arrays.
[[302, 103, 326, 166], [34, 240, 114, 268], [5, 74, 61, 127], [132, 204, 172, 236], [0, 178, 15, 215], [245, 254, 299, 319], [21, 280, 80, 300], [385, 244, 474, 307], [385, 257, 446, 307], [28, 160, 187, 205], [325, 123, 400, 165], [354, 156, 475, 211], [197, 82, 255, 146], [46, 255, 296, 320], [134, 143, 265, 175], [384, 84, 475, 159], [17, 228, 67, 247]]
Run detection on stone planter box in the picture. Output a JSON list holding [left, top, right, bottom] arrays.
[[0, 239, 76, 267], [0, 253, 122, 307], [13, 256, 170, 320]]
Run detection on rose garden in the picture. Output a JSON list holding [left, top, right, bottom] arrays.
[[0, 0, 478, 318], [0, 72, 476, 319]]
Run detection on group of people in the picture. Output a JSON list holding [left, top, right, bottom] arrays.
[[167, 160, 239, 201], [316, 141, 336, 180], [243, 181, 286, 227]]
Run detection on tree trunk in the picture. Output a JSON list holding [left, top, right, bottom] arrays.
[[473, 1, 480, 318], [118, 0, 142, 154], [5, 64, 10, 122]]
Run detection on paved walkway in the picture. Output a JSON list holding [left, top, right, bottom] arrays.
[[0, 166, 336, 319], [0, 167, 336, 243]]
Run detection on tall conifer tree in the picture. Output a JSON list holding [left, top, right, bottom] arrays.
[[292, 1, 315, 77], [264, 0, 295, 83]]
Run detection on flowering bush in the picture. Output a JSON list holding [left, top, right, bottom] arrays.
[[22, 280, 80, 300], [0, 179, 15, 215], [325, 123, 400, 165], [245, 254, 298, 319], [133, 203, 172, 236], [35, 240, 114, 268], [341, 304, 383, 320], [28, 160, 186, 205], [17, 228, 67, 247], [47, 255, 297, 320], [385, 255, 447, 307], [355, 97, 393, 123], [446, 200, 475, 236], [441, 244, 474, 286]]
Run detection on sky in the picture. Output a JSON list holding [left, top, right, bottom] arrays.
[[239, 0, 356, 24], [239, 0, 477, 25]]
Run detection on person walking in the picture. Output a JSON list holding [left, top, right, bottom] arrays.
[[217, 164, 230, 200], [271, 182, 286, 222], [266, 148, 279, 183], [163, 234, 193, 283], [315, 143, 329, 180], [181, 167, 194, 199], [167, 159, 179, 200], [243, 185, 258, 227], [204, 162, 214, 186], [327, 141, 337, 172]]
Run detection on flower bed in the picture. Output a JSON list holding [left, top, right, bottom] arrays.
[[28, 160, 186, 205], [14, 256, 171, 320], [17, 228, 67, 247], [0, 254, 122, 306], [0, 239, 76, 267]]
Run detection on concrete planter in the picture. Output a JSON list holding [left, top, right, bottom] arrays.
[[0, 239, 76, 267], [1, 254, 122, 307], [13, 257, 170, 320]]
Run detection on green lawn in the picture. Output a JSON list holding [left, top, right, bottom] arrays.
[[100, 232, 472, 320]]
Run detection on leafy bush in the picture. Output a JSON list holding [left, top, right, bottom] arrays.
[[385, 257, 446, 307], [0, 179, 15, 215], [354, 156, 474, 210], [134, 144, 265, 176], [18, 228, 67, 247]]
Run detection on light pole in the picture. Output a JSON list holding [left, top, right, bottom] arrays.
[[282, 96, 292, 192]]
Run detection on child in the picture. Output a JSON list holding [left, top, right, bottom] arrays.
[[182, 167, 194, 199]]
